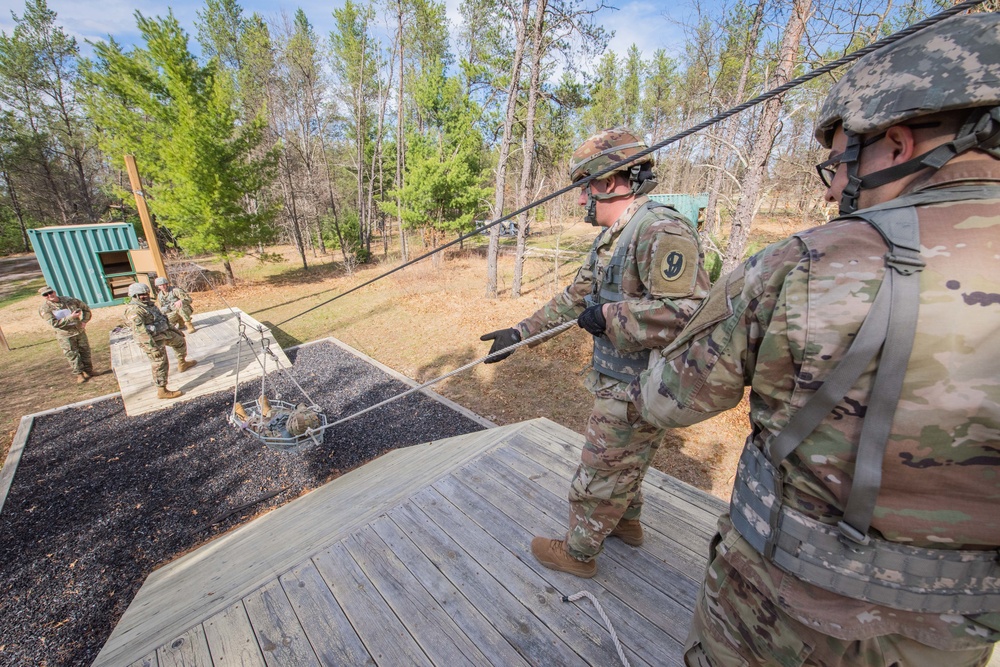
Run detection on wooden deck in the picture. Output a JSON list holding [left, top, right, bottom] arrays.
[[110, 308, 290, 416], [94, 418, 725, 667]]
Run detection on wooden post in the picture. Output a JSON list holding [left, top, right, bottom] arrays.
[[123, 155, 168, 281], [0, 324, 9, 351]]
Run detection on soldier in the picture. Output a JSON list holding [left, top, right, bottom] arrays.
[[125, 282, 198, 399], [154, 276, 195, 333], [482, 128, 710, 577], [634, 14, 1000, 666], [38, 285, 103, 383]]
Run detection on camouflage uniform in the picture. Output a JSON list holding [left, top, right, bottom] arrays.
[[156, 285, 193, 328], [39, 294, 93, 376], [519, 193, 710, 561], [124, 299, 189, 388]]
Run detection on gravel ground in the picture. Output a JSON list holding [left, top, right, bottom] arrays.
[[0, 341, 486, 666]]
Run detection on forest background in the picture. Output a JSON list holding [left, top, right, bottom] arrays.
[[5, 0, 996, 279]]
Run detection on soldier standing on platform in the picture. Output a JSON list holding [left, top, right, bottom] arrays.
[[125, 282, 198, 399], [154, 276, 195, 333], [634, 14, 1000, 666], [482, 128, 710, 577]]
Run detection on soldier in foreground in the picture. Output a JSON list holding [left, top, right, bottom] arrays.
[[154, 276, 195, 333], [482, 129, 710, 577], [634, 14, 1000, 666], [125, 282, 198, 399], [38, 285, 102, 383]]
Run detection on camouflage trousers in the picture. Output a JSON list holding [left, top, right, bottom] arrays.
[[138, 329, 187, 388], [56, 332, 92, 375], [684, 534, 996, 667], [166, 304, 193, 327], [566, 395, 664, 561]]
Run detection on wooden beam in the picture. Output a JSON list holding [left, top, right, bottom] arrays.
[[123, 155, 168, 281], [0, 324, 9, 351]]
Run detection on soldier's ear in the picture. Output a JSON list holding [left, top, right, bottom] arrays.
[[885, 125, 917, 165]]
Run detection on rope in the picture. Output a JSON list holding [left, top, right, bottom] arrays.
[[563, 591, 631, 667], [309, 320, 578, 432], [273, 0, 986, 329]]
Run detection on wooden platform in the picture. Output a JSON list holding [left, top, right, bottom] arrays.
[[94, 418, 725, 667], [110, 308, 290, 416]]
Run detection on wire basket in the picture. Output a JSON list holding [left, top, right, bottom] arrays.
[[228, 398, 327, 452]]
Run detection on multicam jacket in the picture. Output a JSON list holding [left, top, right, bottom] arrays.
[[124, 300, 174, 347], [39, 295, 91, 338], [517, 195, 709, 398], [635, 160, 1000, 649], [156, 286, 191, 314]]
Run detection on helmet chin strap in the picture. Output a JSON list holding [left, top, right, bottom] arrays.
[[581, 165, 659, 225], [839, 107, 1000, 215]]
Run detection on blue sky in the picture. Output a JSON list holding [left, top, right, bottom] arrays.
[[0, 0, 696, 69]]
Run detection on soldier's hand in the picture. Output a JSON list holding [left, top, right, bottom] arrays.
[[480, 328, 521, 364], [578, 304, 607, 337]]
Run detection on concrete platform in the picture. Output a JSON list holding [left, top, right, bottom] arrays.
[[110, 308, 290, 416]]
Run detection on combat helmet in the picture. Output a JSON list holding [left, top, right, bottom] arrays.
[[570, 128, 657, 224], [154, 277, 168, 287], [128, 282, 151, 297], [815, 13, 1000, 214]]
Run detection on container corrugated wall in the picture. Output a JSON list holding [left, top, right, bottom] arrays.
[[649, 193, 709, 229], [28, 224, 140, 308]]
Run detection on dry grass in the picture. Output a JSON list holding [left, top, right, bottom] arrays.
[[0, 213, 816, 501]]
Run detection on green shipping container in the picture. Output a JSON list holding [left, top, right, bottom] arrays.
[[28, 223, 141, 308], [649, 193, 709, 229]]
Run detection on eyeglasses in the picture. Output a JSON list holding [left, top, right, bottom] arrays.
[[814, 131, 889, 187]]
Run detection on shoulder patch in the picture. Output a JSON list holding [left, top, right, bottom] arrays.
[[648, 232, 699, 298]]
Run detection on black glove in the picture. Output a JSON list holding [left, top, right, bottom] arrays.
[[577, 304, 607, 337], [480, 328, 521, 364]]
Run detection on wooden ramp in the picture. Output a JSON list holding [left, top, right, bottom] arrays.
[[94, 418, 725, 667], [110, 308, 290, 416]]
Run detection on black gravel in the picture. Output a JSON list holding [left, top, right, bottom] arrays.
[[0, 341, 486, 666]]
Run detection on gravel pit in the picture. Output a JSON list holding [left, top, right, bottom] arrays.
[[0, 340, 486, 666]]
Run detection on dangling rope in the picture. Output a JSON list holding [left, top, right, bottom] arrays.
[[273, 0, 986, 329]]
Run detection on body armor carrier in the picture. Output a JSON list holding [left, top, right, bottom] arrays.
[[730, 185, 1000, 615], [584, 201, 673, 383]]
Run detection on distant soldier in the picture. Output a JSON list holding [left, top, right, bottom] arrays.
[[482, 128, 710, 577], [635, 14, 1000, 666], [38, 285, 101, 383], [125, 282, 197, 399], [154, 276, 195, 333]]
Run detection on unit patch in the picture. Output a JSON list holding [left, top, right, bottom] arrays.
[[649, 233, 699, 298]]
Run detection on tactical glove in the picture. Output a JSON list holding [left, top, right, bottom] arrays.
[[480, 328, 521, 364], [578, 304, 607, 337], [146, 325, 158, 335]]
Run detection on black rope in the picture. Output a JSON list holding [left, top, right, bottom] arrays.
[[275, 0, 985, 328]]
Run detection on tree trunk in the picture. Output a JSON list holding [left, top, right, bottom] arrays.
[[486, 0, 531, 298], [723, 0, 812, 275], [281, 155, 308, 270], [2, 166, 29, 251], [396, 0, 408, 262], [223, 259, 236, 285], [512, 0, 548, 298]]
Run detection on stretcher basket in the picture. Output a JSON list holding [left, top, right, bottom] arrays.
[[228, 397, 327, 452]]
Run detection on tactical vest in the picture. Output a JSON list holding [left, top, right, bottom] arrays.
[[584, 201, 676, 383], [730, 185, 1000, 615]]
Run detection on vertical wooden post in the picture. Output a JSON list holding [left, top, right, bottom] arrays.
[[0, 324, 9, 351], [123, 155, 168, 281]]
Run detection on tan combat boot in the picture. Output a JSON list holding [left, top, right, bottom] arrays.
[[76, 373, 88, 384], [157, 386, 182, 399], [186, 322, 196, 333], [178, 358, 198, 372], [530, 537, 596, 578], [610, 518, 644, 546]]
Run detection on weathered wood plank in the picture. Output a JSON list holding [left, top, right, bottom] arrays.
[[156, 625, 213, 667], [242, 579, 320, 667], [368, 517, 530, 667], [126, 653, 159, 667], [387, 500, 586, 666], [313, 542, 434, 667], [202, 602, 266, 666], [278, 561, 373, 666], [438, 467, 687, 664], [343, 528, 490, 667], [408, 486, 645, 666]]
